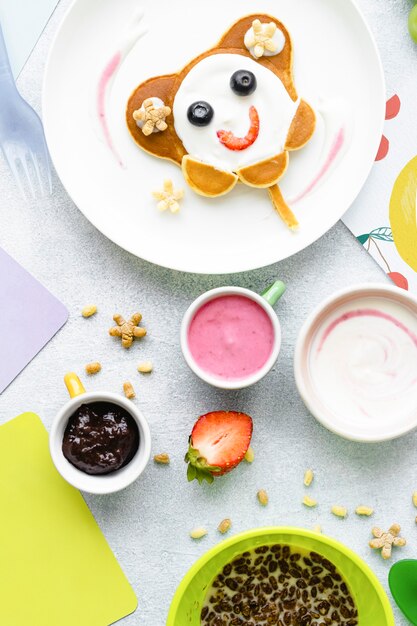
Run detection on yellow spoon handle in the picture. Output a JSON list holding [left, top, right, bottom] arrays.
[[64, 372, 86, 398]]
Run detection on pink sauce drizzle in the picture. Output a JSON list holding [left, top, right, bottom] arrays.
[[291, 127, 345, 204], [97, 51, 124, 167], [318, 308, 417, 353]]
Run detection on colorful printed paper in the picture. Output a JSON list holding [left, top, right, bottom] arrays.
[[343, 94, 417, 293]]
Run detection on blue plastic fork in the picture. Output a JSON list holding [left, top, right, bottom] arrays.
[[0, 22, 52, 199]]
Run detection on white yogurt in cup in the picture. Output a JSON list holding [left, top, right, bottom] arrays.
[[294, 284, 417, 441]]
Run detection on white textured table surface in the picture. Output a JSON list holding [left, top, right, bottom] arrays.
[[0, 1, 414, 624]]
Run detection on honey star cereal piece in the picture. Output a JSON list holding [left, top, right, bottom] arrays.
[[246, 19, 279, 59], [133, 98, 171, 136], [109, 313, 147, 348], [369, 523, 406, 559], [152, 179, 184, 213]]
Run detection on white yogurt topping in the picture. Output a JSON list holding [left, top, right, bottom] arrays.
[[173, 53, 299, 172], [310, 297, 417, 428]]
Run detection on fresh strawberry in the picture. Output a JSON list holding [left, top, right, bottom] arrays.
[[217, 106, 260, 151], [185, 411, 253, 484]]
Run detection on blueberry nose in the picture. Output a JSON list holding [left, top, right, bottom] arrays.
[[187, 101, 214, 126], [230, 70, 257, 96]]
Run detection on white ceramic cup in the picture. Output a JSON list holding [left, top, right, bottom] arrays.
[[294, 283, 417, 442], [50, 373, 151, 494], [180, 282, 285, 390]]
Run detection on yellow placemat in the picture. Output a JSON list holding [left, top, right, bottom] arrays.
[[0, 413, 137, 626]]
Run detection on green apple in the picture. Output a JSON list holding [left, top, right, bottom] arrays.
[[409, 4, 417, 43]]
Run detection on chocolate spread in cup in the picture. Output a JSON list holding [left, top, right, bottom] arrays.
[[62, 402, 140, 475]]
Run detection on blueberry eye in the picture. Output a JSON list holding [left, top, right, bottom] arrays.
[[187, 101, 214, 126], [230, 70, 257, 96]]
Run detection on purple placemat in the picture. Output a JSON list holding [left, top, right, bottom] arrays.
[[0, 247, 68, 393]]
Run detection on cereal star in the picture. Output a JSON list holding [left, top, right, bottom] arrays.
[[369, 523, 406, 559], [133, 98, 171, 136], [152, 179, 184, 213], [246, 19, 279, 59], [109, 313, 146, 348]]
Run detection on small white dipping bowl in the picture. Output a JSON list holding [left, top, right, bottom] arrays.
[[50, 386, 151, 495], [180, 285, 283, 390], [294, 283, 417, 442]]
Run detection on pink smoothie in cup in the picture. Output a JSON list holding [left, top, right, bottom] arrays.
[[187, 295, 275, 380]]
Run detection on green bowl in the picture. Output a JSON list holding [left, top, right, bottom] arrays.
[[166, 527, 394, 625]]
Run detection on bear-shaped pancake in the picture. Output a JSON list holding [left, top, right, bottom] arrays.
[[126, 14, 316, 229]]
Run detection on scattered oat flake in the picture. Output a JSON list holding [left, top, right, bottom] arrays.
[[123, 381, 135, 399], [138, 361, 153, 373], [303, 495, 317, 508], [331, 505, 347, 518], [190, 527, 207, 540], [257, 489, 269, 506], [355, 506, 374, 517], [412, 492, 417, 507], [313, 524, 322, 534], [82, 305, 97, 318], [85, 361, 101, 375], [244, 446, 255, 463], [303, 469, 314, 487], [218, 518, 232, 534], [154, 453, 170, 464]]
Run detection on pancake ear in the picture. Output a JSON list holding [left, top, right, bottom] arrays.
[[217, 14, 296, 100], [182, 156, 238, 197], [126, 74, 186, 165], [285, 100, 316, 150]]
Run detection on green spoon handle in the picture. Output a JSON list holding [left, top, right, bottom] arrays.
[[261, 280, 286, 306]]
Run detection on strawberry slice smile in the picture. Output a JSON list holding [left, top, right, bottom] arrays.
[[217, 106, 260, 151]]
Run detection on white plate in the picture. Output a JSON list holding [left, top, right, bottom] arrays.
[[43, 0, 385, 274]]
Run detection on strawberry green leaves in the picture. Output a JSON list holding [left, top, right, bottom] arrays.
[[184, 411, 253, 485], [185, 443, 221, 484]]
